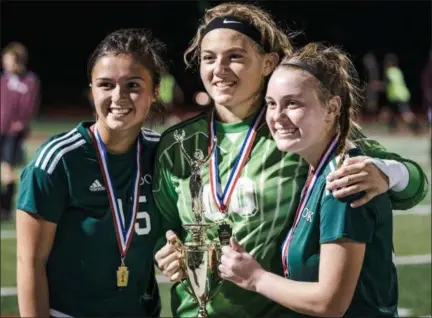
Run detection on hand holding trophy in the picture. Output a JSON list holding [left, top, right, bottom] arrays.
[[172, 130, 231, 317]]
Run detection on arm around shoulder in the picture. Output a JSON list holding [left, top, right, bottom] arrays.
[[354, 133, 429, 210]]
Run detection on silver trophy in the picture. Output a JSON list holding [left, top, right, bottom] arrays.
[[173, 130, 224, 317]]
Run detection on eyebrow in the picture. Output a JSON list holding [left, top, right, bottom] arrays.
[[201, 48, 248, 54], [95, 76, 146, 81], [265, 93, 303, 100]]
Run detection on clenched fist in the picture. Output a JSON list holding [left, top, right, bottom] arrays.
[[155, 230, 185, 282]]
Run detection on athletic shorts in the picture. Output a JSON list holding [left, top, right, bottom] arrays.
[[0, 133, 26, 166]]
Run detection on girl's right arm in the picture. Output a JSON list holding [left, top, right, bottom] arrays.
[[15, 140, 69, 317], [16, 211, 56, 317]]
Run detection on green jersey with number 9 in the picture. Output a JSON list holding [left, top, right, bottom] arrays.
[[17, 121, 162, 317]]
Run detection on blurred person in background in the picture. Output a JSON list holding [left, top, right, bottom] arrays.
[[421, 50, 432, 125], [363, 52, 383, 114], [421, 49, 432, 159], [384, 53, 421, 134], [0, 42, 40, 221], [159, 73, 186, 126]]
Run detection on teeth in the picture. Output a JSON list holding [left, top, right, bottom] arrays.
[[110, 108, 131, 115], [277, 128, 297, 134], [215, 81, 235, 87]]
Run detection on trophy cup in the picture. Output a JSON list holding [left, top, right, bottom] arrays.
[[173, 130, 227, 317]]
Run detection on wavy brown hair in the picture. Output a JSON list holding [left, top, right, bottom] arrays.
[[184, 2, 293, 68]]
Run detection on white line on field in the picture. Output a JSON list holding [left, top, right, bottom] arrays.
[[395, 254, 432, 265], [1, 205, 430, 241], [1, 230, 16, 239], [393, 204, 430, 216], [1, 254, 430, 297], [1, 287, 16, 296], [398, 308, 412, 317], [0, 275, 170, 297]]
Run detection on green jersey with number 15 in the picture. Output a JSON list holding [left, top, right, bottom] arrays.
[[17, 121, 162, 317]]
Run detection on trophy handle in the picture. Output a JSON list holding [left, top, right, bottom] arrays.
[[179, 278, 198, 301], [168, 237, 197, 300], [178, 248, 201, 303], [208, 278, 224, 302], [207, 242, 224, 302]]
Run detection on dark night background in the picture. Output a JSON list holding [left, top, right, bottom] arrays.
[[1, 0, 431, 115]]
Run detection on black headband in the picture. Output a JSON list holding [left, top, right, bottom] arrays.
[[282, 60, 334, 94], [201, 16, 271, 53]]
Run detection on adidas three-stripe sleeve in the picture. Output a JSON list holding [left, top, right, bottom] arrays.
[[17, 133, 81, 223]]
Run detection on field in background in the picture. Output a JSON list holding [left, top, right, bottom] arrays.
[[1, 119, 431, 317]]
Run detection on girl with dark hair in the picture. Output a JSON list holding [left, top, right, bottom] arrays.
[[16, 28, 166, 317]]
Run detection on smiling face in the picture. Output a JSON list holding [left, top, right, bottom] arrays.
[[199, 28, 274, 111], [90, 53, 155, 132], [265, 67, 338, 158]]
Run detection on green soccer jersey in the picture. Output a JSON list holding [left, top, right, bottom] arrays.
[[17, 121, 162, 317], [285, 148, 398, 317], [153, 109, 426, 318]]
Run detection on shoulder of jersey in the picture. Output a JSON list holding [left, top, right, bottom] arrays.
[[141, 127, 161, 144], [33, 128, 87, 175], [322, 155, 343, 197], [159, 111, 208, 141]]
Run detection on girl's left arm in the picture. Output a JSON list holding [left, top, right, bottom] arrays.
[[255, 239, 365, 317], [220, 238, 365, 317]]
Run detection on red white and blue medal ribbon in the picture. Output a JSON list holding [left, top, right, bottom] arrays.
[[281, 135, 339, 277], [92, 126, 142, 261], [208, 107, 266, 213]]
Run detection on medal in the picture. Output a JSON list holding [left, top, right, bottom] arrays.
[[91, 125, 142, 287], [208, 107, 266, 245], [117, 260, 130, 287], [281, 135, 339, 277], [217, 222, 232, 246]]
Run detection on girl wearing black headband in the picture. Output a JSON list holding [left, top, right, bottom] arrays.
[[218, 42, 422, 317], [154, 4, 427, 317]]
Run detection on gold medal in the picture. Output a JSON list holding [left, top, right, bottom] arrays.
[[117, 264, 129, 287]]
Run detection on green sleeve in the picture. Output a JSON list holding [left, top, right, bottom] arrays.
[[16, 155, 69, 223], [320, 193, 376, 244], [351, 129, 429, 210], [152, 142, 185, 255]]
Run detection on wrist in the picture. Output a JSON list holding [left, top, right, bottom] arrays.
[[253, 269, 268, 293], [368, 158, 409, 191]]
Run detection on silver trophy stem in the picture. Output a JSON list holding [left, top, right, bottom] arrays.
[[174, 131, 222, 317]]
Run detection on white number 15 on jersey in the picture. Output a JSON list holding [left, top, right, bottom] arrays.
[[117, 195, 151, 236]]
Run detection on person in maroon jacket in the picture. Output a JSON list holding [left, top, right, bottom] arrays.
[[0, 42, 40, 221]]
